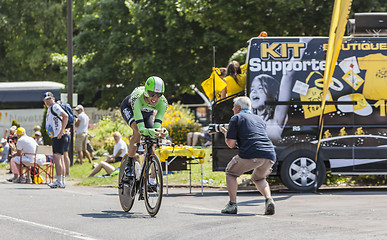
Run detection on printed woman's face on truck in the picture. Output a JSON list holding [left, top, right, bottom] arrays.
[[250, 78, 267, 114], [249, 74, 279, 119]]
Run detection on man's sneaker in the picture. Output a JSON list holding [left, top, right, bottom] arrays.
[[7, 178, 16, 182], [221, 202, 237, 214], [264, 198, 275, 215], [48, 180, 65, 189], [12, 177, 24, 183]]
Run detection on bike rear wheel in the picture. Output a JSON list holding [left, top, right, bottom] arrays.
[[144, 154, 163, 217], [118, 155, 136, 212]]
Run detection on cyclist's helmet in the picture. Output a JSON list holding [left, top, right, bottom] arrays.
[[144, 76, 165, 97]]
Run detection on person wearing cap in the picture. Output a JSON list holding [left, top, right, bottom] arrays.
[[33, 131, 43, 145], [12, 127, 39, 183], [74, 104, 93, 165], [0, 138, 9, 163], [33, 125, 41, 132], [7, 125, 18, 144], [43, 91, 69, 188]]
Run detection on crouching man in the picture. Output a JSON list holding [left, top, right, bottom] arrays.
[[220, 96, 276, 215]]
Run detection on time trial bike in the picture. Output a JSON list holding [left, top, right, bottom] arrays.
[[118, 136, 163, 217]]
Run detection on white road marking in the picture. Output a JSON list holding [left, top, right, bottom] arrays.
[[0, 214, 99, 240]]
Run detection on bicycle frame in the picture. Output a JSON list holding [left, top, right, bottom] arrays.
[[136, 136, 158, 200]]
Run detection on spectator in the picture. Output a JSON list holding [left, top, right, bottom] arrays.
[[221, 61, 246, 99], [87, 161, 118, 177], [220, 96, 276, 215], [86, 137, 96, 160], [88, 154, 140, 178], [6, 139, 19, 182], [74, 104, 93, 164], [33, 125, 41, 132], [187, 127, 211, 147], [43, 91, 68, 188], [0, 138, 9, 163], [104, 132, 128, 164], [63, 129, 71, 177], [7, 126, 17, 144], [33, 131, 44, 145], [12, 127, 41, 183]]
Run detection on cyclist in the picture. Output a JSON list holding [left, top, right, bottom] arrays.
[[120, 76, 168, 180]]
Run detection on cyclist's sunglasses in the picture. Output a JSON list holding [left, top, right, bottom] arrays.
[[147, 91, 163, 98]]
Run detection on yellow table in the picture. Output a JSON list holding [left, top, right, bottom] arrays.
[[155, 146, 205, 195]]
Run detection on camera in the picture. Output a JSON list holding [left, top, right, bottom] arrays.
[[208, 124, 229, 134]]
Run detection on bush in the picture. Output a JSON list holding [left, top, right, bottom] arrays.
[[162, 102, 201, 145], [88, 111, 132, 155]]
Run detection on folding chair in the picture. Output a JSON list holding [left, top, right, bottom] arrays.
[[33, 145, 54, 184], [17, 145, 54, 184], [18, 152, 35, 183]]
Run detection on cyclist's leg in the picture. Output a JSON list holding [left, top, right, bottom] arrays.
[[120, 98, 138, 177], [129, 121, 141, 157]]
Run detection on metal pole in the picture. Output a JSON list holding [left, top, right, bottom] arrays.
[[165, 160, 169, 196], [201, 164, 203, 195], [212, 46, 216, 104], [67, 0, 74, 165]]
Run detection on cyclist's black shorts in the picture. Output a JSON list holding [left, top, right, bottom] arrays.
[[120, 94, 155, 128]]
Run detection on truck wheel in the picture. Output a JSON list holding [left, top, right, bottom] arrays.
[[280, 150, 326, 192]]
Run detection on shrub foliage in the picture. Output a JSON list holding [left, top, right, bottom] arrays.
[[162, 102, 201, 145]]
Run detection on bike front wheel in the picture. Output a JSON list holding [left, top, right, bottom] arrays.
[[144, 154, 163, 217], [118, 155, 136, 212]]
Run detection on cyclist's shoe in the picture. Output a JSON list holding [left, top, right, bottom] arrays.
[[147, 183, 158, 193], [122, 166, 134, 182], [125, 165, 134, 177], [221, 202, 237, 214], [264, 198, 275, 215]]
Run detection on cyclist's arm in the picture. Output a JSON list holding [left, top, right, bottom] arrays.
[[153, 96, 168, 129], [133, 98, 147, 132], [131, 97, 158, 138]]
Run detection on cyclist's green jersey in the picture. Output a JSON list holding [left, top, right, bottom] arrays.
[[129, 86, 168, 132]]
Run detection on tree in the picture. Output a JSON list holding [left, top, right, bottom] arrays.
[[1, 0, 385, 109], [0, 0, 67, 83]]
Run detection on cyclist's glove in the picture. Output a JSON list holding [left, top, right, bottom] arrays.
[[161, 127, 169, 137], [140, 128, 159, 138]]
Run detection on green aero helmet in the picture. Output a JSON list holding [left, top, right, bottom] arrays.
[[144, 76, 165, 97]]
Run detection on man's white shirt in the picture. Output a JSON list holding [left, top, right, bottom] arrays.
[[113, 139, 128, 157], [46, 103, 65, 138], [76, 112, 89, 134]]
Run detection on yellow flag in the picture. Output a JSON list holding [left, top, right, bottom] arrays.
[[317, 0, 352, 160], [201, 67, 227, 101]]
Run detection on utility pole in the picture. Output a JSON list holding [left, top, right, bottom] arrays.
[[67, 0, 74, 165]]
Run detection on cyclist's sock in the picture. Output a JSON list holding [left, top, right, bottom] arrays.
[[135, 161, 141, 180], [125, 157, 135, 177], [149, 178, 156, 185]]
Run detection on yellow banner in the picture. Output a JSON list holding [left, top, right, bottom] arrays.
[[317, 0, 353, 160], [201, 68, 227, 101]]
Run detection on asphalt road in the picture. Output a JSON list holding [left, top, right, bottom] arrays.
[[1, 171, 387, 240]]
